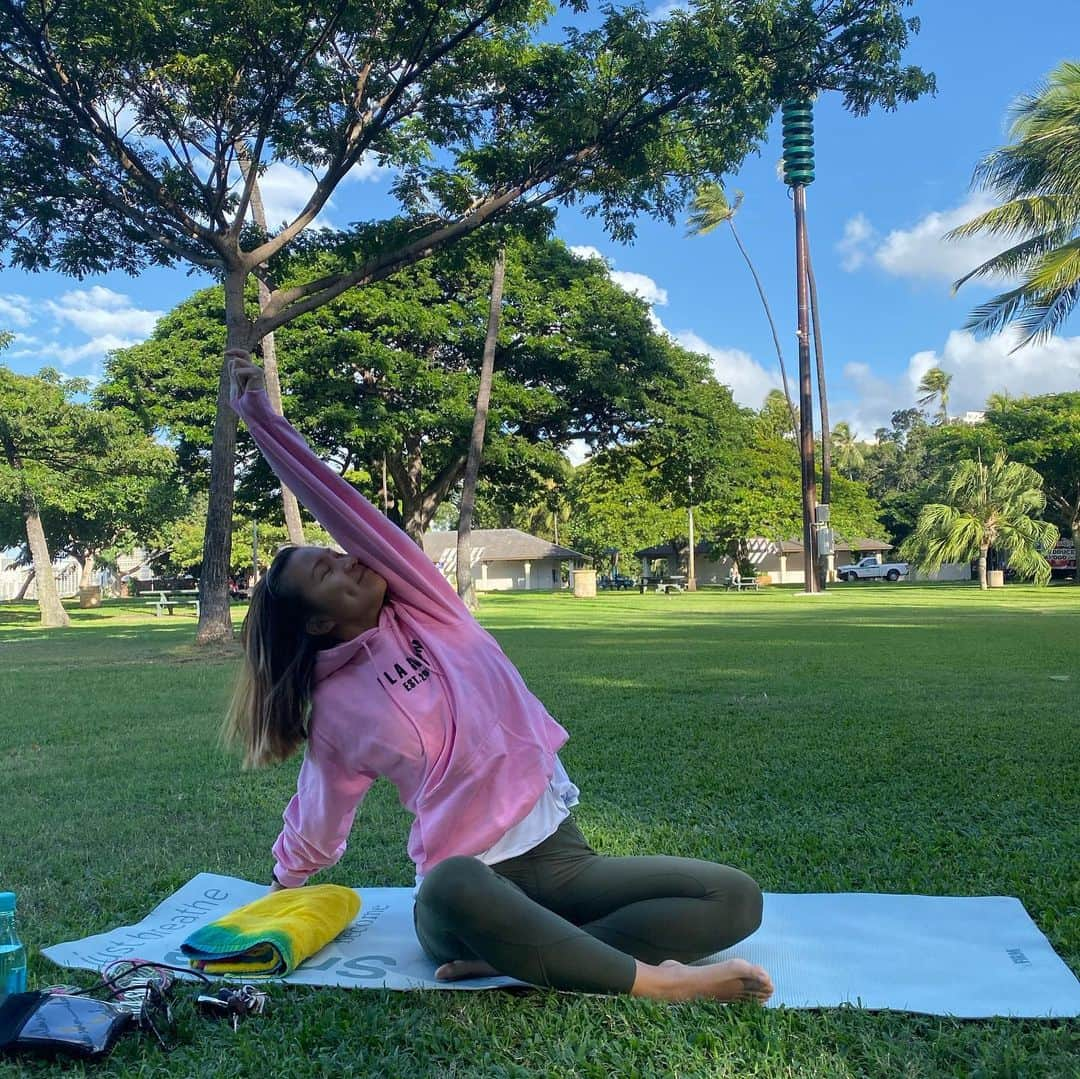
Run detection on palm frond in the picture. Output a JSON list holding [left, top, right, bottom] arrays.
[[1011, 279, 1080, 347], [952, 228, 1074, 291], [686, 183, 738, 238], [971, 63, 1080, 201], [1024, 237, 1080, 294], [946, 195, 1080, 241], [962, 285, 1035, 339]]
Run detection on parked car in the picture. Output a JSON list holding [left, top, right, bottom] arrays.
[[837, 556, 908, 583], [598, 573, 637, 590]]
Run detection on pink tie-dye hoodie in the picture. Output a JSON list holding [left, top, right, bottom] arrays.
[[231, 388, 569, 887]]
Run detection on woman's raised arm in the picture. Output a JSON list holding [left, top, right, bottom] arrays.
[[227, 350, 469, 625]]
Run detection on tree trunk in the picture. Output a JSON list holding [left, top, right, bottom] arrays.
[[687, 501, 697, 591], [23, 501, 70, 626], [729, 221, 798, 440], [978, 544, 988, 590], [389, 445, 466, 546], [0, 430, 69, 626], [239, 146, 305, 546], [15, 568, 34, 601], [457, 247, 507, 610], [78, 552, 96, 590], [197, 269, 251, 644], [806, 237, 831, 591]]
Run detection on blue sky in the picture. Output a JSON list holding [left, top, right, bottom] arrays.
[[2, 0, 1079, 443]]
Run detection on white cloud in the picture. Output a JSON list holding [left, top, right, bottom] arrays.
[[673, 330, 779, 410], [0, 294, 34, 329], [835, 328, 1080, 438], [568, 243, 772, 407], [9, 286, 165, 369], [255, 162, 323, 228], [47, 286, 162, 339], [837, 194, 1017, 287], [346, 153, 390, 184], [906, 328, 1080, 412], [836, 213, 875, 272], [569, 245, 606, 263], [565, 439, 591, 467], [11, 333, 141, 368], [874, 193, 1010, 284], [837, 361, 908, 439], [256, 154, 388, 229], [649, 0, 689, 20], [609, 270, 668, 307], [567, 244, 666, 305]]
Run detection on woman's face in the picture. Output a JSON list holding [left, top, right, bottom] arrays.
[[278, 547, 388, 639]]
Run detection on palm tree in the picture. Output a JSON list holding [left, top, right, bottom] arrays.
[[916, 366, 952, 423], [904, 452, 1058, 589], [831, 421, 865, 478], [687, 184, 798, 438], [948, 61, 1080, 345]]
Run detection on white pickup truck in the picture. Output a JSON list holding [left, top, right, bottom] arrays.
[[837, 556, 909, 583]]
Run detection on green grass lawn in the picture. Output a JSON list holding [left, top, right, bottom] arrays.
[[1, 584, 1078, 1077]]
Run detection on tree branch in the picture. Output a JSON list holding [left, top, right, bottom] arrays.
[[257, 180, 536, 332], [243, 1, 510, 268]]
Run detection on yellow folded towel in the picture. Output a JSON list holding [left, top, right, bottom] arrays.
[[180, 885, 360, 976]]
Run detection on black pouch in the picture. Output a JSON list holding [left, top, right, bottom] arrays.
[[0, 991, 133, 1061]]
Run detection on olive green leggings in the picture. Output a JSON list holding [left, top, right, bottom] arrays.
[[413, 816, 763, 994]]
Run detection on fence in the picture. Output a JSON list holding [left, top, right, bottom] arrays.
[[0, 561, 81, 601]]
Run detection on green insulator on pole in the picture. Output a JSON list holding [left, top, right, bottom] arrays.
[[781, 99, 815, 186]]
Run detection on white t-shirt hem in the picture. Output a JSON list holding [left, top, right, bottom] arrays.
[[413, 755, 579, 894]]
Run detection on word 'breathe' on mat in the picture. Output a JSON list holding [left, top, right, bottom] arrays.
[[42, 874, 1080, 1017]]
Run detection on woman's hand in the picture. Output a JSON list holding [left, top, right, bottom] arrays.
[[226, 348, 266, 399]]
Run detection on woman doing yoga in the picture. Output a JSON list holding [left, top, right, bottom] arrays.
[[224, 349, 773, 1003]]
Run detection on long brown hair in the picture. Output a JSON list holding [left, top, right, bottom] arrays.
[[223, 546, 324, 769]]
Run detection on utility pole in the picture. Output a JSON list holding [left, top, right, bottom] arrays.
[[783, 99, 821, 593]]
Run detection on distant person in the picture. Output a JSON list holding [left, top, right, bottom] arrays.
[[223, 349, 771, 1004]]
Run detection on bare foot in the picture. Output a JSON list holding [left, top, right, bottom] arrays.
[[632, 958, 774, 1003], [434, 959, 501, 981]]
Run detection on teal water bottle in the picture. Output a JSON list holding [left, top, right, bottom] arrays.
[[0, 892, 28, 999]]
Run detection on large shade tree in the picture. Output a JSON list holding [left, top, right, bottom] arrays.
[[0, 0, 933, 641], [0, 366, 166, 625], [100, 234, 687, 539], [0, 416, 186, 592], [985, 392, 1080, 579], [948, 61, 1080, 344], [723, 392, 883, 566], [566, 450, 704, 567]]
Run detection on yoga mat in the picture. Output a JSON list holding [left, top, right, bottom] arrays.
[[43, 874, 1080, 1017]]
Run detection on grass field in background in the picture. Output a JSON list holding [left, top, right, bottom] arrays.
[[1, 584, 1077, 1077]]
